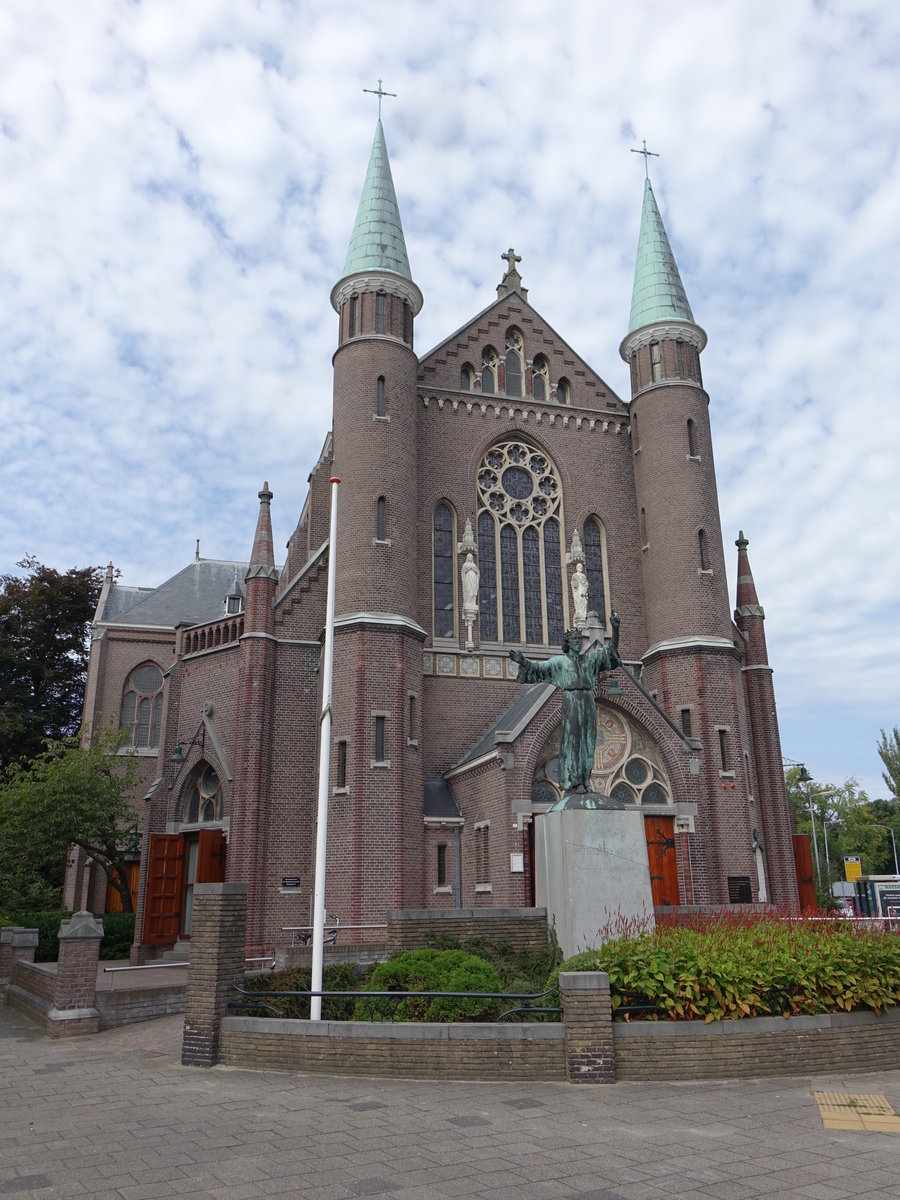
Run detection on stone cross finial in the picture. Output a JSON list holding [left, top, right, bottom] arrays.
[[630, 139, 660, 179], [501, 247, 522, 272]]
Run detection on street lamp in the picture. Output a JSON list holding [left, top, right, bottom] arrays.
[[869, 823, 899, 877]]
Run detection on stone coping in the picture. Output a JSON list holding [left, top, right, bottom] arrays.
[[614, 1006, 900, 1037], [388, 907, 546, 920], [224, 1017, 564, 1042]]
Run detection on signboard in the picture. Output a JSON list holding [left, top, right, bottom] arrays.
[[844, 856, 861, 882], [509, 853, 524, 874], [281, 876, 302, 889]]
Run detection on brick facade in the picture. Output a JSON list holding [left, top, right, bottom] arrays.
[[70, 127, 799, 962]]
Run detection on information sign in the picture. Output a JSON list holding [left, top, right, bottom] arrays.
[[844, 856, 861, 882]]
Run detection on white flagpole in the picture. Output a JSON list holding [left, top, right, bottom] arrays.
[[310, 476, 340, 1021]]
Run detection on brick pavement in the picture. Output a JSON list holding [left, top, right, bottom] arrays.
[[1, 1003, 898, 1200]]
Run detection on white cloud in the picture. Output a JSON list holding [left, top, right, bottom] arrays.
[[0, 0, 898, 796]]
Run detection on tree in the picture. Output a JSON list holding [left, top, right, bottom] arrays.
[[785, 767, 889, 893], [0, 556, 104, 774], [0, 728, 140, 913], [876, 726, 900, 799]]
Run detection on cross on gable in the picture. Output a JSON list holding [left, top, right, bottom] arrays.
[[501, 247, 522, 273]]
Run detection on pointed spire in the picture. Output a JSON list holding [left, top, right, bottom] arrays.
[[735, 530, 760, 609], [343, 121, 412, 280], [734, 530, 769, 666], [628, 178, 694, 333], [247, 482, 277, 577]]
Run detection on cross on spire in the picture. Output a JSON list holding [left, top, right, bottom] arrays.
[[363, 78, 397, 120], [501, 247, 522, 272], [630, 139, 660, 179]]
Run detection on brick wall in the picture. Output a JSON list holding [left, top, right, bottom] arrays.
[[95, 985, 186, 1029], [387, 907, 549, 953]]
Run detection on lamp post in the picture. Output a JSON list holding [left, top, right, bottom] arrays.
[[796, 766, 821, 887], [870, 823, 899, 877]]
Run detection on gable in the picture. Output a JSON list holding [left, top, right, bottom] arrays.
[[418, 293, 626, 413]]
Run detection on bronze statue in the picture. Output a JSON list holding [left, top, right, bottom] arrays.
[[510, 614, 621, 807]]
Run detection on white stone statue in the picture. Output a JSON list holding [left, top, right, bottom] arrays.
[[571, 561, 588, 628], [461, 553, 479, 616]]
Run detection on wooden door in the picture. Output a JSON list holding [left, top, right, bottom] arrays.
[[197, 828, 227, 883], [644, 814, 680, 907], [142, 834, 185, 945], [792, 833, 817, 910]]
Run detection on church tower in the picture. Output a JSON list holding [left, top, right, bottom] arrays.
[[620, 173, 788, 903], [327, 118, 426, 921]]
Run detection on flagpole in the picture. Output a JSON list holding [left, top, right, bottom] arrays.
[[310, 476, 340, 1021]]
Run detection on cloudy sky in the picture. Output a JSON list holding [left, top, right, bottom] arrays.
[[1, 0, 898, 800]]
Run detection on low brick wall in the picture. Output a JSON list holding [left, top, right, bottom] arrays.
[[95, 985, 186, 1029], [613, 1006, 900, 1080], [7, 961, 57, 1023], [220, 1017, 565, 1080], [387, 908, 549, 954]]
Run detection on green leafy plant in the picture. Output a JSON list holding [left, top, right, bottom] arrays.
[[354, 948, 502, 1022]]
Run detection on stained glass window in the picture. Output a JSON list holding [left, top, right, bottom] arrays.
[[482, 348, 497, 393], [583, 518, 607, 625], [433, 504, 455, 638], [532, 355, 548, 403], [477, 511, 498, 641], [476, 439, 565, 645], [121, 662, 164, 749], [500, 525, 520, 643]]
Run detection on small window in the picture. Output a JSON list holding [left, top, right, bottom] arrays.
[[408, 694, 417, 741], [185, 764, 222, 823], [376, 496, 387, 541], [348, 295, 359, 337], [631, 411, 638, 446], [650, 341, 661, 382], [226, 594, 242, 615], [402, 300, 412, 344], [375, 292, 386, 334], [460, 364, 473, 390], [718, 729, 729, 771], [374, 716, 386, 763], [676, 339, 686, 379], [680, 708, 692, 737], [698, 528, 708, 570], [336, 740, 347, 789], [556, 378, 570, 406], [376, 376, 385, 417], [640, 507, 648, 546], [482, 348, 497, 394], [437, 843, 447, 888], [532, 355, 548, 403], [687, 418, 696, 457], [475, 822, 490, 886], [504, 330, 523, 396]]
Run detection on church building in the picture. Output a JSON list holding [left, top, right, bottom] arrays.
[[67, 118, 800, 957]]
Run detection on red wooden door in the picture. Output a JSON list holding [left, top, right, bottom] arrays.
[[142, 834, 185, 945], [197, 828, 227, 883], [792, 833, 817, 910], [644, 814, 680, 907]]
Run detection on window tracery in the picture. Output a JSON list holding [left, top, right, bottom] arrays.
[[121, 662, 164, 749], [182, 764, 223, 824], [481, 347, 498, 394], [476, 438, 565, 645], [504, 329, 523, 396], [532, 355, 549, 403]]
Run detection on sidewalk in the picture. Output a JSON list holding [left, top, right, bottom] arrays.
[[1, 1003, 898, 1200]]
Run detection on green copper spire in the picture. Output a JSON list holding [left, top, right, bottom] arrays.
[[343, 120, 411, 280], [628, 178, 694, 332]]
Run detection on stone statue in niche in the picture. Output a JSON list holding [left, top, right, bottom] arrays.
[[571, 561, 588, 628], [460, 551, 479, 653], [510, 615, 621, 808]]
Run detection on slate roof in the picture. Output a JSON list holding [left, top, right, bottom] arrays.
[[98, 560, 253, 629], [424, 779, 462, 820], [453, 682, 554, 768]]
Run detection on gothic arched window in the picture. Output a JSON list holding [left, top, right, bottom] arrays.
[[460, 363, 474, 391], [476, 439, 565, 646], [433, 503, 455, 638], [532, 355, 549, 403], [556, 377, 570, 406], [121, 662, 164, 749], [583, 518, 608, 626], [482, 347, 498, 394], [505, 329, 523, 396], [183, 763, 223, 824]]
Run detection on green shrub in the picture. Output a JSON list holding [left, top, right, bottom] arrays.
[[545, 913, 900, 1021], [98, 912, 135, 960], [240, 961, 367, 1020], [0, 909, 135, 961], [354, 948, 502, 1022]]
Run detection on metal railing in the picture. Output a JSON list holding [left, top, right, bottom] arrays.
[[230, 980, 561, 1022], [281, 920, 387, 948]]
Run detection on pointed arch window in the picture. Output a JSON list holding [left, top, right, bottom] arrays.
[[583, 518, 608, 625], [650, 341, 661, 382], [556, 378, 570, 406], [121, 662, 164, 749], [183, 764, 223, 824], [375, 292, 386, 334], [476, 438, 565, 645], [505, 329, 523, 396], [532, 355, 549, 403], [460, 363, 474, 391], [481, 347, 498, 394], [433, 503, 455, 638]]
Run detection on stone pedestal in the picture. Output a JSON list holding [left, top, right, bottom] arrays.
[[536, 807, 655, 957]]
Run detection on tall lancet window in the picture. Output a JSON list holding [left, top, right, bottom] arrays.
[[476, 438, 565, 646], [432, 503, 455, 638], [583, 518, 608, 626], [505, 329, 523, 396]]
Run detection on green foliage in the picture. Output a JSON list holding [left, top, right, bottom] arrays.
[[545, 913, 900, 1021], [240, 961, 367, 1020], [0, 910, 134, 961], [0, 556, 103, 774], [877, 727, 900, 799], [354, 948, 503, 1022], [422, 929, 561, 996], [785, 766, 890, 885], [0, 725, 141, 913]]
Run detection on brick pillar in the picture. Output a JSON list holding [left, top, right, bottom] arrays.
[[182, 883, 248, 1068], [560, 971, 615, 1083], [0, 927, 38, 989], [51, 911, 103, 1037]]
